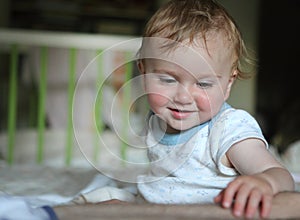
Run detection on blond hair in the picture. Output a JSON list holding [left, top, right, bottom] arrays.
[[140, 0, 255, 79]]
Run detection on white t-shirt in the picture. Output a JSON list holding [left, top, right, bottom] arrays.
[[137, 103, 268, 204]]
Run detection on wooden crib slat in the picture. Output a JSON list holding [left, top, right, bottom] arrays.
[[7, 44, 18, 165], [37, 46, 48, 164], [66, 48, 77, 165]]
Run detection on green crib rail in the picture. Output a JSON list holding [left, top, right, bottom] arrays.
[[37, 47, 48, 164], [94, 49, 104, 163], [121, 52, 133, 160], [65, 48, 77, 166], [6, 45, 133, 165], [6, 45, 78, 165], [7, 44, 18, 165]]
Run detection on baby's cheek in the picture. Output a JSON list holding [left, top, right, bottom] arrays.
[[147, 93, 169, 109], [194, 93, 225, 116], [194, 94, 211, 111]]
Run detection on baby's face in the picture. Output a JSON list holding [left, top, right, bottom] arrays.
[[139, 37, 236, 133]]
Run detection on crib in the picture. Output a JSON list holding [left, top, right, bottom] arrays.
[[0, 28, 149, 162], [0, 28, 150, 204]]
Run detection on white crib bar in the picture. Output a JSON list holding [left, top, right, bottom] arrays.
[[0, 28, 141, 51]]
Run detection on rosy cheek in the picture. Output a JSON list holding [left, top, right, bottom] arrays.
[[194, 95, 211, 111], [194, 91, 224, 116], [147, 93, 169, 111]]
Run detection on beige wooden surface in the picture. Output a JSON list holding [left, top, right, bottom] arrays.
[[54, 193, 300, 220], [55, 203, 239, 220]]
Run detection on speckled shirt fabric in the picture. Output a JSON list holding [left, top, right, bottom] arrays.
[[138, 103, 268, 204]]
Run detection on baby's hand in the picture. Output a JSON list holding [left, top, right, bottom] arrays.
[[214, 175, 274, 219]]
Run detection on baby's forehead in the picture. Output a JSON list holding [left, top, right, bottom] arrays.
[[143, 59, 223, 80], [140, 36, 234, 75]]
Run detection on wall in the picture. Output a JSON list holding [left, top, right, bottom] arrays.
[[217, 0, 259, 114], [0, 0, 10, 130], [0, 0, 10, 27], [257, 0, 300, 151]]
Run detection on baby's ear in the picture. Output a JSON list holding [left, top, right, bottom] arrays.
[[137, 60, 147, 91], [137, 60, 145, 74], [231, 70, 238, 79], [224, 70, 238, 100], [229, 70, 238, 85]]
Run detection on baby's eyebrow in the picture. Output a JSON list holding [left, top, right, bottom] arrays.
[[151, 68, 177, 75], [196, 73, 222, 80]]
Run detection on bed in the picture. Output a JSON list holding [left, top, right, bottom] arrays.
[[0, 28, 299, 219]]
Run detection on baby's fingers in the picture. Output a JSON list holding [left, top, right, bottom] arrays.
[[214, 190, 224, 204], [232, 184, 253, 217], [219, 179, 243, 209], [244, 189, 263, 218], [260, 194, 273, 218]]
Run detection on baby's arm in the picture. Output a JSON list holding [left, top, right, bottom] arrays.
[[214, 138, 295, 219]]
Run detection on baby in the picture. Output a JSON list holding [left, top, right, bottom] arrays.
[[136, 0, 295, 218]]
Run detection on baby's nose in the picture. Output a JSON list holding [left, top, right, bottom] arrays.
[[173, 85, 193, 104]]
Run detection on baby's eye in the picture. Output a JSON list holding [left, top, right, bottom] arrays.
[[197, 81, 213, 89], [159, 76, 176, 84]]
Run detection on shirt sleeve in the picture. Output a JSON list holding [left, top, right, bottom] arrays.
[[208, 108, 268, 176], [0, 196, 59, 220]]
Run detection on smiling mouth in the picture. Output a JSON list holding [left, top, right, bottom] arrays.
[[168, 108, 195, 119], [168, 108, 193, 113]]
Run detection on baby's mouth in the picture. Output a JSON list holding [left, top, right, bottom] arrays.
[[168, 108, 194, 119], [168, 108, 193, 113]]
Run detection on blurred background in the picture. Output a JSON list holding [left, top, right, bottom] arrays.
[[0, 0, 299, 154]]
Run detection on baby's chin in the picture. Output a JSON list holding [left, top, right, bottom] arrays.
[[165, 124, 197, 134], [165, 126, 182, 134]]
